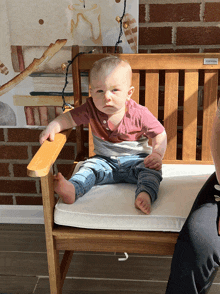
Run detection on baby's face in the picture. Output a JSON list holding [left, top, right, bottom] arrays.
[[90, 63, 134, 116]]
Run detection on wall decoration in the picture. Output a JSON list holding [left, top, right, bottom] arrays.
[[67, 2, 103, 45], [0, 61, 9, 75], [0, 0, 139, 127], [0, 101, 16, 126], [122, 13, 138, 53]]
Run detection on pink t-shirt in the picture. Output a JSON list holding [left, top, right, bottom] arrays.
[[70, 97, 164, 143], [69, 98, 164, 156]]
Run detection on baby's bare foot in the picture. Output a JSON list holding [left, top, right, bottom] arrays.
[[54, 172, 76, 204], [135, 192, 152, 214]]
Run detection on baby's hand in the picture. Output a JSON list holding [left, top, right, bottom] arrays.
[[39, 125, 56, 145], [144, 152, 162, 171]]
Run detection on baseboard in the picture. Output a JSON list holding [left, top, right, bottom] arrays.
[[0, 205, 44, 224]]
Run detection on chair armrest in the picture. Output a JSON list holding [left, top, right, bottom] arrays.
[[27, 129, 72, 178]]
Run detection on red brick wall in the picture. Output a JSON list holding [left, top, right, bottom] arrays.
[[0, 128, 88, 205], [139, 1, 220, 53], [1, 1, 220, 205]]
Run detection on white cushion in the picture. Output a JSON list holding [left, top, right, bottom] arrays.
[[54, 164, 215, 232]]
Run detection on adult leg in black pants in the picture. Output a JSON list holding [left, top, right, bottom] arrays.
[[166, 172, 220, 294]]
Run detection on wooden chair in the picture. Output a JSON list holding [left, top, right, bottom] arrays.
[[27, 47, 218, 293]]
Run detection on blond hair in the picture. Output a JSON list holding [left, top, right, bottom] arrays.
[[90, 55, 132, 85]]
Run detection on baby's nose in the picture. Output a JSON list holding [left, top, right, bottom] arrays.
[[104, 91, 111, 101]]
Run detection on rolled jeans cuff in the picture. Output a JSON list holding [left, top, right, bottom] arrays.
[[135, 185, 157, 203]]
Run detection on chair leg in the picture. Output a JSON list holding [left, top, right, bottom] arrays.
[[46, 243, 62, 294], [41, 171, 62, 294], [60, 250, 74, 288]]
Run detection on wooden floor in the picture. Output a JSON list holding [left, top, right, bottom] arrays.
[[1, 225, 220, 294]]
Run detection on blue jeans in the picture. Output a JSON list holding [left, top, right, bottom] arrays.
[[69, 154, 162, 202]]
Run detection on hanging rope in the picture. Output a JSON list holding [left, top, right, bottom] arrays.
[[114, 0, 127, 53]]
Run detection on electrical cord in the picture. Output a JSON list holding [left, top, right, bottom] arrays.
[[61, 49, 94, 111], [114, 0, 127, 53]]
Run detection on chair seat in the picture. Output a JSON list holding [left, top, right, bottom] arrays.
[[54, 164, 215, 232]]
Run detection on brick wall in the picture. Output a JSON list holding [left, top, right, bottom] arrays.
[[1, 0, 220, 205], [139, 0, 220, 53], [0, 128, 88, 205]]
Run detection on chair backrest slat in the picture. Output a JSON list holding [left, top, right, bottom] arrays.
[[79, 53, 220, 70], [132, 70, 140, 104], [72, 46, 84, 155], [87, 73, 95, 158], [145, 70, 159, 118], [202, 69, 218, 161], [72, 47, 81, 107], [88, 125, 94, 158], [163, 70, 179, 161], [182, 70, 199, 161]]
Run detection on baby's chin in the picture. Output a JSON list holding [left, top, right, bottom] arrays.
[[99, 106, 116, 114], [103, 106, 115, 111]]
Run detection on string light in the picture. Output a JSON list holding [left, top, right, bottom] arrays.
[[114, 0, 127, 53], [61, 50, 95, 111]]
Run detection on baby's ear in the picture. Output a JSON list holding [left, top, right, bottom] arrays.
[[127, 86, 134, 99]]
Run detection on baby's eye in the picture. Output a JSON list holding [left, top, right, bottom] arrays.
[[96, 90, 103, 93], [112, 89, 119, 92]]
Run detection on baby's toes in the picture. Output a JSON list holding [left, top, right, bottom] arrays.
[[140, 202, 150, 214], [135, 197, 151, 215], [143, 204, 151, 214]]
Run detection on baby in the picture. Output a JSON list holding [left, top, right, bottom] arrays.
[[40, 56, 167, 214]]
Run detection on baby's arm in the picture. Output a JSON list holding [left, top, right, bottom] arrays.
[[39, 111, 76, 144], [210, 113, 220, 183], [144, 130, 167, 170]]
